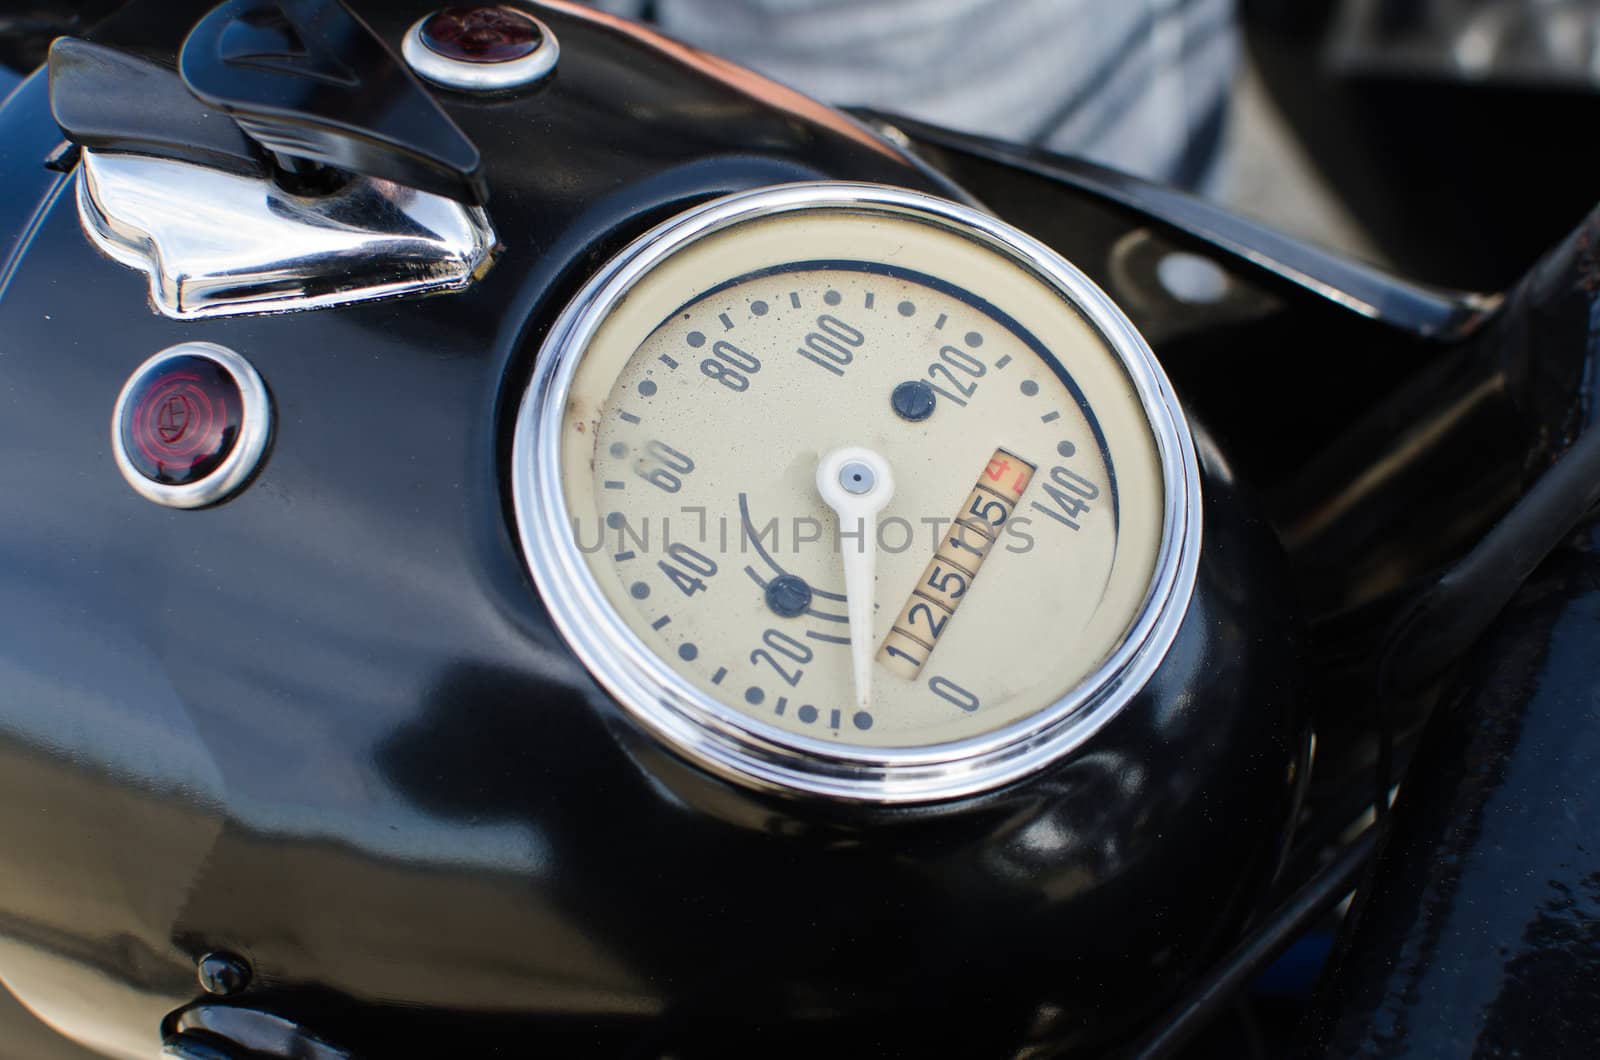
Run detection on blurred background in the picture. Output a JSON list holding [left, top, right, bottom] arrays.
[[582, 0, 1600, 290], [5, 0, 1599, 289]]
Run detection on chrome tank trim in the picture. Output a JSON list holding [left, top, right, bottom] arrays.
[[76, 149, 497, 319], [512, 182, 1202, 804]]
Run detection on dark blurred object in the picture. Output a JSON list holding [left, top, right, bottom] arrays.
[[1243, 0, 1600, 290], [0, 2, 130, 80], [1299, 204, 1600, 1059], [1305, 521, 1600, 1058], [1331, 0, 1600, 89]]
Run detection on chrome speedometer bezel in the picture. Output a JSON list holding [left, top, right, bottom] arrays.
[[510, 182, 1201, 803]]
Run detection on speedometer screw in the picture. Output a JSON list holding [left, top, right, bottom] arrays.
[[891, 380, 936, 422], [196, 951, 251, 996], [766, 575, 814, 618]]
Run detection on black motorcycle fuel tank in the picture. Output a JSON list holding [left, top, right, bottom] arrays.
[[0, 2, 1305, 1056]]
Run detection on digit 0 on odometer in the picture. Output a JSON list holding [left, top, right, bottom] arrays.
[[512, 183, 1201, 801]]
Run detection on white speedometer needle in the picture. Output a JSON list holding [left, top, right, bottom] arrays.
[[816, 447, 895, 714]]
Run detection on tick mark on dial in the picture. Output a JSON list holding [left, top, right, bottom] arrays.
[[789, 291, 801, 308], [604, 480, 625, 490], [774, 696, 788, 716], [1041, 411, 1060, 424], [765, 574, 814, 618], [686, 331, 706, 348], [751, 299, 769, 316], [620, 411, 641, 425], [745, 687, 765, 705], [637, 380, 657, 397], [658, 354, 679, 370], [891, 380, 936, 422], [609, 442, 627, 458], [719, 312, 734, 331], [994, 354, 1011, 369], [712, 667, 728, 685], [830, 709, 842, 729], [652, 615, 671, 630], [678, 642, 697, 660], [1058, 440, 1076, 458], [824, 289, 841, 306], [897, 299, 916, 317], [630, 581, 650, 599], [864, 292, 875, 309], [1019, 379, 1039, 397], [614, 550, 635, 562], [934, 312, 947, 330]]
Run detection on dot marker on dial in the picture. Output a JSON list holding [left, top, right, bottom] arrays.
[[891, 380, 936, 422], [765, 574, 814, 618]]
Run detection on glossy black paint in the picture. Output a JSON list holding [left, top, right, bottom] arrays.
[[0, 3, 1311, 1057], [1306, 523, 1600, 1059], [0, 2, 131, 88]]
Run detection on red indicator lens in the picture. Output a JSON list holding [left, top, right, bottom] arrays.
[[120, 355, 242, 485], [421, 7, 542, 63]]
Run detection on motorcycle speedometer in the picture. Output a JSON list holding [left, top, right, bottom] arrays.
[[511, 183, 1200, 802]]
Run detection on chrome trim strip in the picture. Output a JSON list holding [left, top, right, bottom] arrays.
[[401, 10, 559, 91], [511, 182, 1202, 803], [111, 342, 272, 509], [76, 150, 497, 320]]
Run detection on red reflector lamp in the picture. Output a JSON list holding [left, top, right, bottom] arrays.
[[111, 342, 271, 508]]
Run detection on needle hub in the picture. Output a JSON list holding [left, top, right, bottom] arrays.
[[839, 460, 877, 495]]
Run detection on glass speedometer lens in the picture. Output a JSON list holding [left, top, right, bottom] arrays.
[[515, 184, 1198, 799]]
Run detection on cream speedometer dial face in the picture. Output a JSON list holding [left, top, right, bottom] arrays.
[[513, 184, 1200, 802]]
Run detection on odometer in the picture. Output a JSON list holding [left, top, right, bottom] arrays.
[[511, 183, 1200, 801]]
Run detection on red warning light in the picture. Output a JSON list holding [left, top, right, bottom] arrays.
[[420, 6, 543, 63], [119, 355, 242, 485]]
